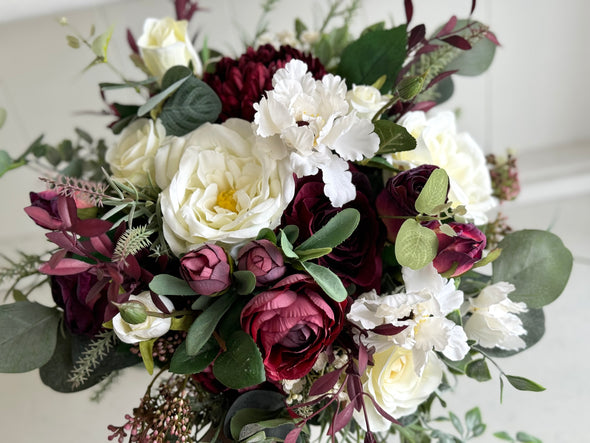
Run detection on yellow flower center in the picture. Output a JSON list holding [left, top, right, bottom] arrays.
[[216, 189, 237, 212]]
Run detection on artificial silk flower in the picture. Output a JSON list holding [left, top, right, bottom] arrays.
[[253, 59, 379, 207], [462, 281, 528, 350], [348, 264, 469, 374], [389, 111, 497, 225], [346, 84, 391, 120], [112, 291, 174, 344]]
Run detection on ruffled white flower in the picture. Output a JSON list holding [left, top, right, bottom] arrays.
[[389, 111, 496, 224], [346, 84, 391, 120], [348, 264, 469, 374], [354, 347, 443, 431], [106, 118, 165, 187], [159, 119, 295, 255], [463, 282, 527, 350], [138, 17, 203, 80], [254, 59, 379, 207], [112, 291, 174, 344]]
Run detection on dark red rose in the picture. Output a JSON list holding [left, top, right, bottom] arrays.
[[281, 169, 384, 295], [237, 239, 286, 286], [241, 274, 347, 381], [376, 165, 444, 242], [425, 221, 486, 277], [203, 44, 326, 122], [180, 244, 231, 296], [51, 271, 109, 336]]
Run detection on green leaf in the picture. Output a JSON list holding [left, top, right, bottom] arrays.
[[445, 20, 497, 76], [449, 412, 463, 436], [186, 292, 237, 356], [0, 302, 60, 372], [472, 423, 486, 437], [91, 25, 113, 60], [137, 75, 191, 117], [363, 155, 398, 171], [213, 331, 265, 389], [505, 375, 545, 392], [279, 230, 299, 259], [139, 339, 156, 374], [159, 75, 222, 136], [0, 107, 6, 128], [373, 120, 417, 155], [295, 247, 333, 261], [75, 127, 93, 144], [0, 150, 14, 178], [233, 270, 257, 295], [296, 208, 360, 251], [149, 274, 197, 296], [395, 219, 438, 269], [231, 409, 282, 440], [466, 359, 492, 382], [493, 431, 515, 441], [515, 431, 542, 443], [338, 25, 407, 92], [300, 261, 347, 302], [256, 228, 277, 244], [415, 168, 449, 215], [464, 407, 482, 432], [170, 338, 219, 374], [492, 230, 573, 308], [66, 35, 80, 48]]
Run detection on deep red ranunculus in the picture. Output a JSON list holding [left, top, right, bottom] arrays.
[[180, 244, 231, 296], [241, 274, 347, 381], [281, 169, 384, 295], [426, 221, 486, 277], [376, 165, 444, 242], [237, 239, 286, 287], [203, 44, 326, 122]]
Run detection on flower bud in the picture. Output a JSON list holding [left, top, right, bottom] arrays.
[[396, 74, 425, 101], [180, 244, 231, 296], [237, 239, 286, 286], [114, 300, 148, 325]]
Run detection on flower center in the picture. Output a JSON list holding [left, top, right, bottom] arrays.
[[216, 189, 237, 212]]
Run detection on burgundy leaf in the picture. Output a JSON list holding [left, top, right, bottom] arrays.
[[56, 195, 77, 229], [123, 255, 142, 280], [441, 35, 472, 50], [126, 29, 139, 54], [308, 366, 345, 397], [363, 392, 400, 425], [46, 249, 67, 269], [425, 69, 458, 90], [371, 324, 408, 336], [470, 0, 477, 15], [327, 401, 355, 435], [485, 31, 501, 46], [358, 342, 369, 374], [284, 427, 302, 443], [365, 432, 377, 443], [45, 231, 88, 256], [415, 44, 440, 57], [347, 374, 363, 409], [436, 16, 458, 38], [404, 0, 413, 24], [85, 277, 109, 308], [73, 218, 113, 238], [39, 258, 93, 276], [409, 100, 437, 112], [408, 24, 426, 50], [90, 234, 113, 258], [151, 293, 171, 314]]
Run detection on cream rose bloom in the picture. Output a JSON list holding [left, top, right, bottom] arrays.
[[346, 84, 391, 120], [106, 118, 165, 187], [389, 111, 496, 224], [159, 119, 295, 255], [138, 17, 203, 80], [354, 347, 443, 431], [112, 291, 174, 344]]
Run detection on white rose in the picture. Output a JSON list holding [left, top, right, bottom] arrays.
[[106, 118, 165, 187], [112, 291, 174, 344], [346, 84, 391, 120], [390, 111, 497, 224], [160, 119, 295, 255], [354, 347, 443, 431], [138, 17, 203, 80], [463, 282, 527, 350]]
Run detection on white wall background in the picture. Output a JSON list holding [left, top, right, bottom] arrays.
[[0, 1, 589, 442]]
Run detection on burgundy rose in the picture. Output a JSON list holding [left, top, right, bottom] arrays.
[[281, 169, 384, 295], [203, 44, 326, 122], [51, 271, 110, 336], [426, 221, 486, 277], [376, 165, 444, 242], [237, 239, 286, 286], [180, 244, 231, 296], [241, 274, 347, 381]]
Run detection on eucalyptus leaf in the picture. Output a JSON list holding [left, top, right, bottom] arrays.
[[415, 168, 449, 215], [223, 390, 287, 438], [295, 247, 333, 261], [300, 261, 347, 302], [444, 20, 497, 76], [149, 274, 198, 296], [465, 359, 491, 382], [373, 120, 416, 155], [170, 338, 219, 374], [0, 302, 60, 372], [280, 230, 299, 259], [233, 270, 257, 295], [91, 26, 113, 60], [505, 375, 545, 392], [395, 219, 438, 269], [492, 230, 572, 308], [296, 208, 360, 251], [213, 330, 265, 389], [137, 75, 191, 117]]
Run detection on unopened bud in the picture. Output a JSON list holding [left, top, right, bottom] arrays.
[[115, 300, 148, 324], [396, 74, 426, 101]]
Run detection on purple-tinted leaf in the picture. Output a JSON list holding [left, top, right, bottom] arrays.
[[284, 427, 302, 443], [358, 342, 369, 374], [123, 255, 142, 280], [415, 44, 440, 57], [23, 206, 63, 230], [45, 231, 88, 256], [126, 29, 139, 54], [46, 249, 67, 269], [441, 35, 472, 50], [309, 366, 345, 397], [151, 293, 172, 314], [408, 24, 426, 50], [363, 392, 400, 425], [426, 70, 458, 90], [73, 218, 113, 238], [371, 324, 408, 336], [404, 0, 413, 24], [485, 31, 501, 46], [328, 401, 355, 435], [470, 0, 477, 15], [39, 258, 93, 276], [85, 278, 109, 308], [347, 375, 363, 409], [90, 234, 113, 258], [365, 432, 377, 443], [410, 101, 437, 112], [436, 16, 458, 38], [56, 196, 76, 229], [175, 0, 200, 21]]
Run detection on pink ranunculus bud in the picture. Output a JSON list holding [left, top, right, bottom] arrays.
[[426, 221, 486, 277], [241, 274, 347, 381], [237, 239, 286, 286], [180, 244, 231, 296]]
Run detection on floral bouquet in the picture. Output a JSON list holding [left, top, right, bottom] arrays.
[[0, 0, 573, 442]]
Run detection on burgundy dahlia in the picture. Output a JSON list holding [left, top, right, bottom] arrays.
[[203, 44, 326, 122]]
